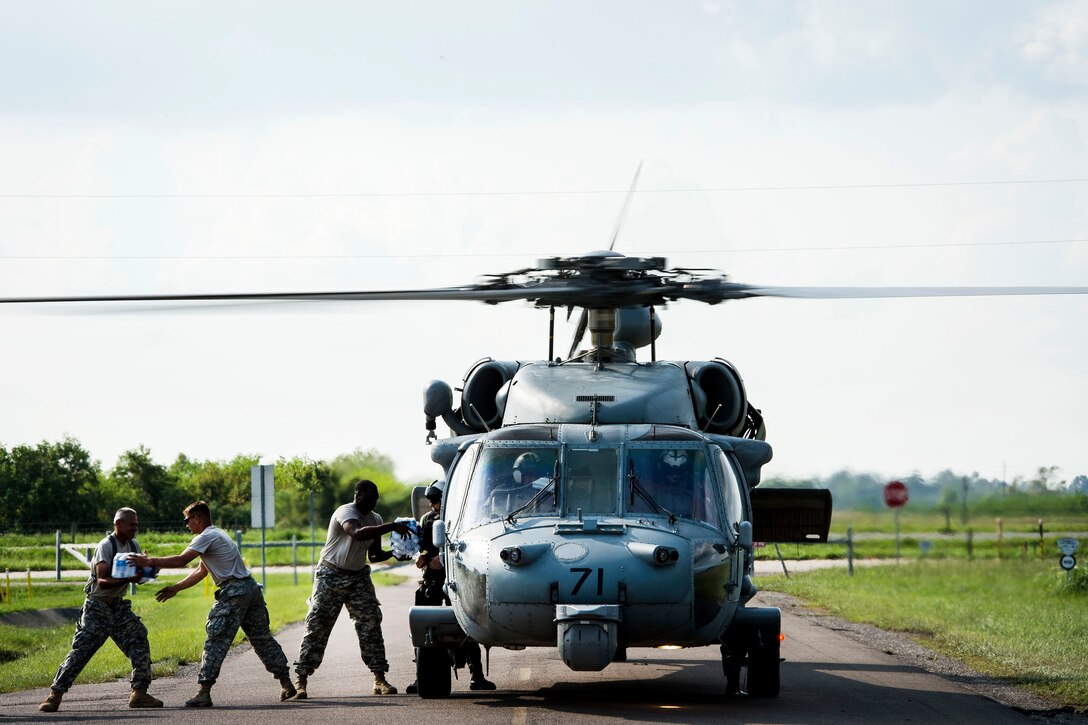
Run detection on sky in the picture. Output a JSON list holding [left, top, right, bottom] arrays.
[[1, 1, 1086, 487]]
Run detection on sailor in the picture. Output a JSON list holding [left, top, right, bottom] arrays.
[[406, 483, 495, 693]]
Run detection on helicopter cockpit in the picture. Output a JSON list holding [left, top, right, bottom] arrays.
[[449, 433, 744, 536]]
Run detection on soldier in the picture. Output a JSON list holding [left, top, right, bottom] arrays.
[[39, 508, 163, 712], [406, 483, 495, 694], [129, 501, 295, 707], [291, 479, 412, 699]]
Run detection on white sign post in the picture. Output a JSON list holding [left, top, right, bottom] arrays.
[[251, 464, 275, 588]]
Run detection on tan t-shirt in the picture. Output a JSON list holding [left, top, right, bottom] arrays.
[[87, 535, 137, 601], [319, 503, 382, 571], [187, 525, 251, 585]]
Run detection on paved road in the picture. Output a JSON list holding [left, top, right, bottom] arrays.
[[1, 573, 1065, 725]]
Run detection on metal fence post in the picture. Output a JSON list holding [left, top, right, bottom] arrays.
[[847, 527, 854, 576], [966, 529, 974, 561], [55, 530, 62, 582], [292, 535, 298, 586]]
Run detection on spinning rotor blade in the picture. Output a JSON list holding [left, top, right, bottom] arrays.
[[734, 285, 1088, 300]]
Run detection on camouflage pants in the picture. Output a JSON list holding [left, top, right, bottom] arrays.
[[198, 576, 289, 686], [294, 565, 388, 676], [51, 597, 151, 693]]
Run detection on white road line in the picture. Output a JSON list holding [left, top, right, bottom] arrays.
[[519, 667, 532, 681], [512, 706, 529, 725]]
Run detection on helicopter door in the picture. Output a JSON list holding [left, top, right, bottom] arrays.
[[714, 448, 747, 596]]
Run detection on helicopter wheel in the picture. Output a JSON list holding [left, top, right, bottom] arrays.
[[744, 644, 781, 698], [415, 646, 452, 699]]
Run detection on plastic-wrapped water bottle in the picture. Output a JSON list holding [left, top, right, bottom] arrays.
[[112, 553, 137, 579], [136, 566, 158, 584], [389, 517, 420, 560]]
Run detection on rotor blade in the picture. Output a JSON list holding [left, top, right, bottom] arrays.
[[734, 285, 1088, 300], [0, 285, 569, 306], [608, 160, 643, 251], [567, 308, 589, 358]]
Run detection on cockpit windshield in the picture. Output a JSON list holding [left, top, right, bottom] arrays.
[[627, 447, 721, 528], [462, 445, 559, 525], [456, 442, 723, 529]]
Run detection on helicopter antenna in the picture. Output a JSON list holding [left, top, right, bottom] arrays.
[[700, 404, 723, 432], [467, 403, 492, 433]]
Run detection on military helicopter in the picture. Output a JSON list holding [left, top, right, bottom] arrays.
[[4, 250, 1088, 700]]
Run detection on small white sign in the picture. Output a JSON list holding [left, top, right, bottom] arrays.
[[250, 464, 275, 528], [1057, 538, 1079, 556], [1060, 554, 1076, 571]]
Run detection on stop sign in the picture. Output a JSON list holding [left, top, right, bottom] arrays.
[[884, 480, 909, 508]]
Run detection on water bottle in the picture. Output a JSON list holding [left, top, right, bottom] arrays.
[[112, 553, 136, 579]]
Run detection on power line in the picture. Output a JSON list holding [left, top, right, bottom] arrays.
[[2, 237, 1087, 261], [1, 177, 1087, 199]]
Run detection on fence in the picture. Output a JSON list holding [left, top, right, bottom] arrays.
[[49, 529, 323, 587]]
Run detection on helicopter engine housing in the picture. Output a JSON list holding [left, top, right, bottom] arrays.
[[687, 359, 748, 436]]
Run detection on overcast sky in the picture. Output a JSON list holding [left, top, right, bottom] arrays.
[[2, 1, 1086, 487]]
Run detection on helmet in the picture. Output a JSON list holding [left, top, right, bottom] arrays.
[[512, 452, 543, 485], [424, 482, 443, 502], [658, 449, 691, 478]]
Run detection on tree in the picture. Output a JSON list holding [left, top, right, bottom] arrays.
[[1071, 475, 1088, 495], [109, 446, 186, 523], [0, 438, 101, 527]]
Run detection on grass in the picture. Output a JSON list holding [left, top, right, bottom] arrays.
[[0, 571, 404, 694], [759, 559, 1088, 709]]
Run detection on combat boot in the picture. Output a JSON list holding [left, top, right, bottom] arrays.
[[373, 673, 398, 695], [291, 673, 308, 700], [469, 664, 496, 691], [185, 684, 213, 707], [38, 689, 63, 712], [279, 676, 297, 701], [128, 688, 163, 708]]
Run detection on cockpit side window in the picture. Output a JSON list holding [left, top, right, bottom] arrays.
[[462, 445, 559, 525], [627, 447, 721, 529], [715, 448, 744, 531]]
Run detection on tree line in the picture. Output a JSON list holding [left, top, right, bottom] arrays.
[[0, 437, 422, 532], [764, 467, 1088, 514]]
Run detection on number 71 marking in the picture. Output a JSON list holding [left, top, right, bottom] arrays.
[[569, 567, 604, 595]]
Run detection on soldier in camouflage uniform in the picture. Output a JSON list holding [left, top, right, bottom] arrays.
[[130, 500, 296, 708], [291, 479, 412, 699], [39, 508, 163, 712]]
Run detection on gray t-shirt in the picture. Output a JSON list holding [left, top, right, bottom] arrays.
[[187, 525, 250, 585], [87, 535, 137, 601], [319, 503, 382, 571]]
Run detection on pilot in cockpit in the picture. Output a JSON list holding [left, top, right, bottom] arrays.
[[487, 451, 554, 517], [654, 449, 696, 519]]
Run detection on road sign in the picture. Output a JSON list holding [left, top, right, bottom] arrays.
[[251, 464, 275, 528], [884, 480, 909, 508], [1060, 554, 1077, 571], [1057, 538, 1079, 556]]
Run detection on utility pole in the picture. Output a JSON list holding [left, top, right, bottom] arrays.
[[961, 476, 969, 525]]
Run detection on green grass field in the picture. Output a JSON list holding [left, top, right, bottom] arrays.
[[0, 571, 404, 694], [759, 560, 1088, 709]]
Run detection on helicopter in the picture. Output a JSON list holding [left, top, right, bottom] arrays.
[[4, 251, 1087, 700]]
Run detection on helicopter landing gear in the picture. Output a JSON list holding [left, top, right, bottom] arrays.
[[415, 646, 452, 699], [722, 607, 781, 698]]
